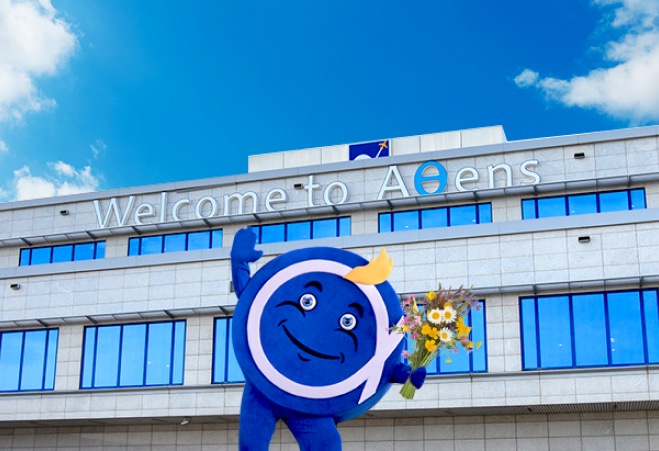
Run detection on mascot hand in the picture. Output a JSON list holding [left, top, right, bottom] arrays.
[[410, 366, 426, 389], [231, 227, 263, 263]]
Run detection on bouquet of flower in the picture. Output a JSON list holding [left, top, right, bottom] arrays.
[[392, 284, 482, 400]]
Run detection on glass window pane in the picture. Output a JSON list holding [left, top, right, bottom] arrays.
[[287, 222, 311, 241], [439, 341, 470, 373], [312, 219, 338, 239], [339, 217, 351, 236], [119, 324, 146, 386], [187, 231, 211, 250], [261, 224, 285, 244], [450, 205, 477, 226], [520, 298, 538, 370], [44, 329, 58, 390], [94, 326, 121, 388], [379, 214, 392, 233], [393, 211, 419, 232], [52, 245, 73, 263], [572, 294, 608, 367], [608, 292, 645, 365], [31, 247, 52, 265], [0, 332, 23, 391], [211, 230, 223, 249], [478, 204, 492, 224], [163, 234, 186, 253], [20, 330, 48, 391], [227, 324, 244, 382], [140, 236, 163, 255], [471, 307, 487, 372], [631, 189, 646, 209], [74, 243, 95, 261], [81, 328, 96, 389], [644, 291, 659, 364], [537, 197, 567, 218], [19, 249, 31, 266], [421, 208, 447, 229], [95, 241, 106, 259], [537, 296, 573, 369], [599, 191, 629, 213], [145, 322, 173, 385], [128, 238, 140, 256], [522, 200, 537, 219], [568, 194, 597, 216], [172, 321, 185, 385], [213, 319, 228, 383]]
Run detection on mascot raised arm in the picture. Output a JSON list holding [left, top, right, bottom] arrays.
[[231, 227, 426, 451]]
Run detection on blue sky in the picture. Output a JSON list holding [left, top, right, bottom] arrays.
[[0, 0, 657, 201]]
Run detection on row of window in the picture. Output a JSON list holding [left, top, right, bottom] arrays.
[[2, 288, 659, 392], [19, 242, 106, 266], [17, 188, 649, 265]]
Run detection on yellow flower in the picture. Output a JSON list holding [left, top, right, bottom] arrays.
[[430, 327, 440, 339], [444, 302, 452, 309], [467, 341, 473, 349], [445, 358, 452, 363], [476, 342, 482, 349], [426, 291, 436, 301], [402, 325, 410, 332], [424, 340, 437, 352], [456, 317, 472, 338], [421, 324, 432, 336]]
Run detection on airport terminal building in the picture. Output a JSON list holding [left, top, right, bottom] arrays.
[[1, 124, 659, 450]]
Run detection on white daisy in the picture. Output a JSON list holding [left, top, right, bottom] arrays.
[[427, 308, 443, 325], [440, 306, 457, 324], [438, 328, 453, 343]]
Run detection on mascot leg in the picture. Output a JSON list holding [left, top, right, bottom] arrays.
[[239, 382, 278, 451], [284, 417, 342, 451]]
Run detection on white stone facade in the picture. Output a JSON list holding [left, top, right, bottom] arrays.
[[0, 126, 658, 449]]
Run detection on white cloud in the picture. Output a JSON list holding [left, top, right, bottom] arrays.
[[0, 139, 7, 153], [0, 0, 77, 123], [7, 161, 99, 201], [514, 69, 539, 88], [516, 0, 659, 124], [90, 138, 107, 158]]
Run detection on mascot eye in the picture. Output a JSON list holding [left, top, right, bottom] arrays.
[[299, 294, 317, 311], [339, 313, 357, 330]]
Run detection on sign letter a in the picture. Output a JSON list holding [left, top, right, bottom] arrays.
[[377, 166, 410, 200]]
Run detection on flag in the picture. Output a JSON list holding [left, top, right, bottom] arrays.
[[349, 140, 389, 161]]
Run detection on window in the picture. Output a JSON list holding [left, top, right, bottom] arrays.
[[128, 230, 222, 256], [379, 204, 492, 233], [251, 217, 351, 245], [212, 317, 244, 384], [19, 242, 106, 266], [80, 321, 186, 389], [0, 329, 58, 392], [522, 189, 646, 219], [405, 303, 487, 375], [520, 289, 659, 370]]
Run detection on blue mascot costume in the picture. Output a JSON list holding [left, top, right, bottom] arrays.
[[231, 227, 426, 450]]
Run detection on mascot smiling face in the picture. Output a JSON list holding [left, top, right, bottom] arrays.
[[232, 245, 404, 421]]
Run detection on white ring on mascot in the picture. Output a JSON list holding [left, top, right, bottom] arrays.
[[246, 259, 404, 404]]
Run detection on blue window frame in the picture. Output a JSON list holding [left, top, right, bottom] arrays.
[[0, 329, 58, 392], [80, 321, 186, 389], [520, 289, 659, 370], [404, 303, 488, 375], [251, 217, 351, 245], [522, 189, 646, 219], [128, 230, 222, 256], [212, 317, 245, 384], [19, 242, 105, 266], [379, 203, 492, 233]]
